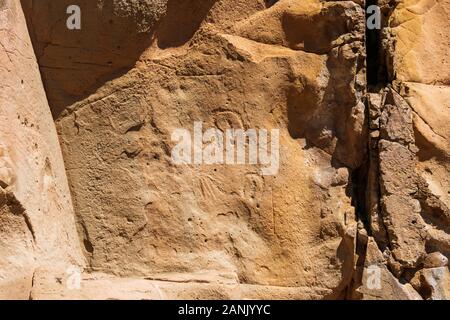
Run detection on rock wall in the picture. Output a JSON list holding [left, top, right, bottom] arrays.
[[0, 0, 448, 299], [0, 0, 84, 299], [351, 0, 450, 299]]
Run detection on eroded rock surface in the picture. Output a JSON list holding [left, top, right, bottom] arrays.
[[0, 0, 84, 299], [349, 0, 450, 300], [20, 0, 366, 298], [0, 0, 449, 299]]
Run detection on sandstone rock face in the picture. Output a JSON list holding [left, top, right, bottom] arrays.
[[0, 0, 449, 300], [0, 0, 84, 299], [22, 0, 366, 298], [349, 0, 450, 299], [20, 0, 169, 118], [389, 0, 450, 85]]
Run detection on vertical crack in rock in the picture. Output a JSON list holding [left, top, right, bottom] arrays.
[[28, 269, 36, 300], [351, 0, 450, 300], [347, 0, 384, 299], [350, 0, 409, 299], [365, 0, 382, 90], [366, 92, 388, 250], [349, 0, 416, 299], [365, 0, 397, 91]]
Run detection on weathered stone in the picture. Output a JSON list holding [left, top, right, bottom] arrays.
[[0, 0, 449, 300], [421, 267, 450, 300], [379, 140, 418, 196], [423, 252, 448, 269], [15, 0, 365, 298], [355, 238, 422, 300], [389, 0, 450, 85], [0, 0, 84, 299], [411, 267, 450, 300], [380, 92, 415, 146]]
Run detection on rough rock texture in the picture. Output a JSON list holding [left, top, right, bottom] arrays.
[[348, 0, 450, 300], [0, 0, 84, 299], [353, 237, 422, 300], [20, 0, 169, 118], [19, 0, 366, 298], [0, 0, 449, 299]]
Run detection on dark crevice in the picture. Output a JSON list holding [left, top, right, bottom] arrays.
[[83, 239, 94, 254], [265, 0, 279, 8], [22, 213, 36, 242], [351, 162, 370, 232], [347, 102, 371, 299], [4, 190, 36, 242], [361, 1, 392, 248], [79, 220, 94, 256], [156, 0, 217, 49], [28, 270, 36, 300], [125, 122, 145, 133], [365, 0, 387, 91], [348, 0, 394, 298]]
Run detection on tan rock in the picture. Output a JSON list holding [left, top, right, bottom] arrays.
[[355, 238, 422, 300], [402, 82, 450, 209], [378, 118, 428, 267], [30, 269, 332, 300], [18, 0, 366, 298], [389, 0, 450, 85], [0, 0, 449, 300], [411, 267, 450, 300], [0, 0, 84, 299], [384, 1, 450, 301], [423, 252, 448, 268]]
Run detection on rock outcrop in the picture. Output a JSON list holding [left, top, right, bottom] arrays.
[[0, 0, 84, 299], [350, 0, 450, 300], [0, 0, 448, 300]]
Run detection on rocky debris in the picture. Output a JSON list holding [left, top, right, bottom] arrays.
[[352, 237, 422, 300], [363, 0, 450, 300], [378, 89, 427, 268], [410, 267, 450, 300], [365, 92, 387, 249], [353, 85, 450, 299]]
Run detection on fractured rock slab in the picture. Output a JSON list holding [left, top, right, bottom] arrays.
[[0, 0, 84, 299]]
